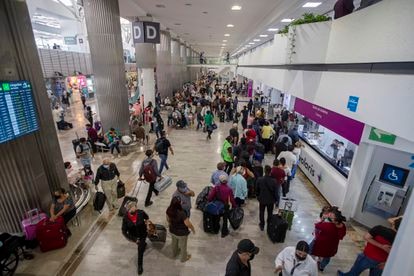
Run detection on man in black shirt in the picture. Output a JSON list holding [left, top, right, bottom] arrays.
[[256, 165, 277, 231], [226, 239, 260, 276], [241, 106, 249, 129], [95, 158, 120, 211], [154, 131, 174, 174]]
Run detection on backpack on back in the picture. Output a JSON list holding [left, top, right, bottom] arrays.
[[155, 139, 165, 153], [143, 160, 157, 183]]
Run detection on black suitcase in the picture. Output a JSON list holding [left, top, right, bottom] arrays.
[[118, 180, 142, 217], [72, 132, 80, 153], [93, 191, 106, 212], [203, 211, 220, 234], [219, 112, 225, 123], [148, 224, 167, 243], [267, 214, 288, 243]]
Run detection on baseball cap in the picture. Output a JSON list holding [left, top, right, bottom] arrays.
[[176, 180, 189, 193], [237, 239, 259, 255]]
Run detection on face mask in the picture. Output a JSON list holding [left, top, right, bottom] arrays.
[[103, 165, 110, 169], [54, 195, 60, 200], [295, 253, 307, 261]]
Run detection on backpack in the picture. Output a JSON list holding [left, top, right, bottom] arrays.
[[143, 160, 157, 183], [155, 139, 165, 153]]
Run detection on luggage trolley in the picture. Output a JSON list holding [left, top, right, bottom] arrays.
[[279, 198, 298, 231]]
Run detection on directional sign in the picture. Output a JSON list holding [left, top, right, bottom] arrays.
[[368, 127, 396, 145], [347, 96, 359, 112]]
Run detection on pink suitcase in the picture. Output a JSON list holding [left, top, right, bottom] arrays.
[[21, 209, 48, 240]]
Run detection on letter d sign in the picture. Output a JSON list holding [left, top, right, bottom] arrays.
[[143, 22, 160, 44], [132, 22, 145, 43]]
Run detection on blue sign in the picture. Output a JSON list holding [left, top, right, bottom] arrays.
[[379, 163, 409, 187], [0, 81, 39, 144], [347, 96, 359, 112], [409, 156, 414, 169]]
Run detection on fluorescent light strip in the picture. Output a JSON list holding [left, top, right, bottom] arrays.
[[302, 2, 322, 8], [231, 5, 242, 11], [268, 28, 279, 32], [259, 34, 268, 37], [281, 18, 294, 23], [253, 39, 260, 42]]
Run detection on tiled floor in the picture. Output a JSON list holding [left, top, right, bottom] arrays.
[[16, 93, 366, 276]]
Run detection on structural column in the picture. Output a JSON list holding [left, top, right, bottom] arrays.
[[135, 42, 157, 107], [83, 0, 130, 134], [156, 30, 172, 99], [0, 0, 68, 232], [170, 38, 181, 92]]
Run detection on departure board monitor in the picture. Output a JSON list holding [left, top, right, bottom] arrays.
[[0, 80, 39, 144]]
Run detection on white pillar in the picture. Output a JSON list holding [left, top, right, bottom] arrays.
[[141, 68, 156, 106]]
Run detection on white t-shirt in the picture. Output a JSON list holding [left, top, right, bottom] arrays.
[[277, 151, 297, 170], [275, 246, 318, 276], [52, 108, 62, 122]]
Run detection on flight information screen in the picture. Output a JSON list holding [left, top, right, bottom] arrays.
[[0, 80, 39, 144]]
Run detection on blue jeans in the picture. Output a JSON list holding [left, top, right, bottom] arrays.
[[159, 154, 169, 174], [309, 239, 331, 270], [339, 253, 382, 276], [109, 141, 120, 154]]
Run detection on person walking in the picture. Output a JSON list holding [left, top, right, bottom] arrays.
[[241, 106, 249, 130], [225, 239, 260, 276], [95, 159, 120, 211], [310, 208, 347, 272], [338, 217, 402, 276], [122, 201, 150, 275], [76, 137, 94, 167], [229, 166, 248, 207], [256, 165, 277, 231], [204, 110, 214, 140], [139, 150, 161, 207], [166, 197, 195, 263], [85, 106, 94, 126], [229, 123, 239, 145], [222, 136, 234, 174], [172, 180, 195, 217], [275, 240, 318, 276], [104, 128, 121, 156], [154, 131, 174, 174], [207, 175, 237, 238]]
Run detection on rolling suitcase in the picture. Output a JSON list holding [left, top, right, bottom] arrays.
[[267, 214, 288, 243], [154, 176, 172, 192], [119, 180, 143, 217], [36, 217, 67, 252], [21, 209, 48, 241], [203, 211, 220, 234], [148, 224, 167, 243], [93, 191, 106, 212]]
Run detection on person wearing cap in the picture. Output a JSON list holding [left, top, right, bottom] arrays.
[[211, 162, 229, 186], [139, 149, 161, 207], [207, 174, 237, 237], [225, 239, 260, 276], [172, 180, 195, 217], [274, 240, 318, 276], [229, 166, 248, 207], [121, 201, 150, 275]]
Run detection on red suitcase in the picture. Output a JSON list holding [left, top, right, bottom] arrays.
[[36, 217, 68, 252]]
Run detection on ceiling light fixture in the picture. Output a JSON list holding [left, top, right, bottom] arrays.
[[223, 40, 227, 42], [185, 3, 192, 6], [231, 5, 242, 11], [253, 39, 260, 42], [302, 2, 322, 8], [281, 18, 294, 23], [174, 23, 181, 26], [268, 28, 279, 32], [155, 4, 166, 8], [226, 24, 234, 28], [202, 11, 208, 14], [224, 34, 230, 37], [222, 44, 226, 46], [259, 34, 268, 38], [249, 42, 255, 45]]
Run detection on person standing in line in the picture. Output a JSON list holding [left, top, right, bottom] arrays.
[[229, 123, 240, 145], [241, 106, 249, 130], [274, 240, 318, 276], [76, 137, 94, 167], [222, 136, 234, 174], [338, 217, 402, 276], [172, 180, 195, 218], [277, 145, 297, 171], [256, 165, 277, 231], [229, 166, 248, 207], [225, 239, 260, 276], [154, 131, 174, 174], [279, 158, 292, 197], [247, 99, 253, 114], [270, 159, 286, 208], [204, 110, 214, 140], [261, 121, 275, 153], [166, 197, 195, 263], [207, 175, 237, 238], [122, 201, 150, 275], [210, 162, 229, 186], [95, 158, 120, 211], [84, 106, 94, 126], [139, 149, 161, 207]]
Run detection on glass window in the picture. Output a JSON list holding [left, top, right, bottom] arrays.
[[296, 112, 357, 177]]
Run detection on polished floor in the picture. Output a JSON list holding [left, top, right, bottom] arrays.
[[16, 93, 368, 276]]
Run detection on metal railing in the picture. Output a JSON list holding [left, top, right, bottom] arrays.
[[186, 57, 238, 65]]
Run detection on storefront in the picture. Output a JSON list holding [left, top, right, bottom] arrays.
[[66, 74, 95, 98], [293, 97, 365, 206]]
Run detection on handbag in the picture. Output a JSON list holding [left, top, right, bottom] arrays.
[[229, 207, 244, 230], [211, 123, 218, 130], [117, 180, 126, 198], [204, 187, 224, 215]]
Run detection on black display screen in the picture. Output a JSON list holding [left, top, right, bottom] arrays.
[[0, 80, 39, 144], [379, 163, 409, 187]]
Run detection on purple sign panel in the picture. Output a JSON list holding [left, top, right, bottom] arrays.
[[247, 80, 253, 98], [294, 97, 365, 145]]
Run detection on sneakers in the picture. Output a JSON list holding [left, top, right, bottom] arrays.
[[317, 261, 324, 272], [138, 266, 143, 275]]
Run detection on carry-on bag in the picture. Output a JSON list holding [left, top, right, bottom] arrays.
[[118, 180, 143, 217], [267, 214, 288, 243], [36, 217, 67, 252], [93, 191, 106, 212], [279, 209, 295, 230], [196, 186, 212, 210], [203, 211, 220, 234], [148, 224, 167, 243], [229, 207, 244, 230], [21, 209, 48, 240], [117, 180, 126, 198], [154, 176, 172, 192]]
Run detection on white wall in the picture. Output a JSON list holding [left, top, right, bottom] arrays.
[[238, 34, 288, 65]]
